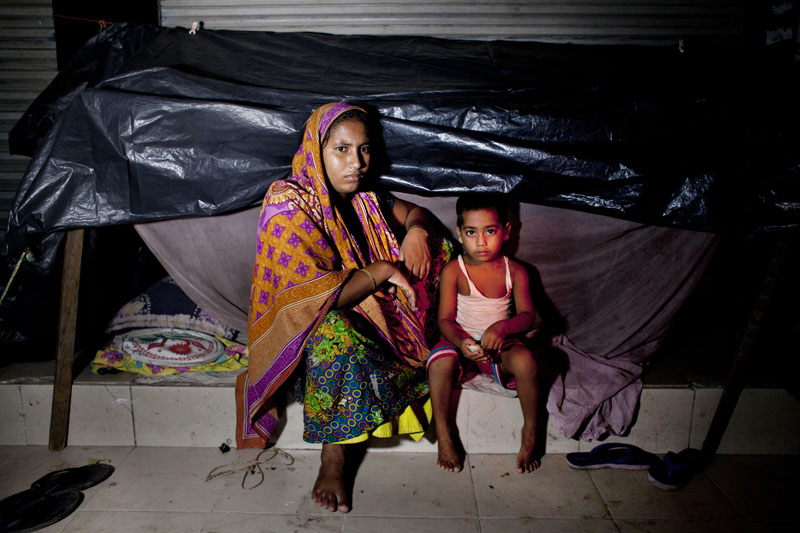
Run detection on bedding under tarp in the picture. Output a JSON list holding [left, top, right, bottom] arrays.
[[4, 23, 798, 441]]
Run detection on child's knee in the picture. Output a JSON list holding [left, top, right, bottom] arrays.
[[505, 347, 537, 376], [427, 354, 459, 376]]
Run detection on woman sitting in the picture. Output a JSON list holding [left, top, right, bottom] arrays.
[[236, 101, 449, 512]]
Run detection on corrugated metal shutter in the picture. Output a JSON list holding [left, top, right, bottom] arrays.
[[0, 0, 57, 249], [161, 0, 742, 44]]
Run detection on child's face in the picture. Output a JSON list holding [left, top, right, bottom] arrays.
[[456, 208, 510, 263]]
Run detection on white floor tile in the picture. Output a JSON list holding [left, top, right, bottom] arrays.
[[61, 510, 209, 532], [19, 384, 53, 445], [5, 375, 796, 456], [0, 386, 25, 445], [694, 388, 800, 454], [466, 393, 520, 453], [615, 518, 754, 533], [204, 512, 343, 532], [1, 446, 794, 528], [132, 386, 236, 446], [0, 445, 25, 468], [33, 514, 73, 533], [580, 388, 693, 454], [81, 447, 229, 511], [543, 416, 580, 454], [68, 385, 134, 446], [210, 449, 326, 515], [716, 389, 800, 454], [689, 387, 721, 450], [0, 445, 131, 501], [706, 454, 798, 526], [471, 453, 608, 519], [590, 469, 740, 521], [482, 410, 583, 455], [344, 516, 481, 532], [347, 450, 478, 518], [481, 517, 619, 533]]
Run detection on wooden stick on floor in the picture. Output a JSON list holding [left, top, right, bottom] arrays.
[[49, 228, 84, 451]]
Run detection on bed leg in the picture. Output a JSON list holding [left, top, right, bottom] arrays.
[[49, 228, 84, 451]]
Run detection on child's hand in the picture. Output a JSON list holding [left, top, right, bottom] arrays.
[[460, 338, 490, 362], [480, 321, 507, 353]]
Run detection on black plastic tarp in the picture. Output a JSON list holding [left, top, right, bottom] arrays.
[[7, 23, 800, 270]]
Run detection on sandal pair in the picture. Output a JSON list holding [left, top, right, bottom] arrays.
[[566, 443, 705, 491], [0, 463, 115, 532]]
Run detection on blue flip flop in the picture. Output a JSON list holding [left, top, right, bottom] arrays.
[[566, 443, 659, 470], [647, 448, 704, 491]]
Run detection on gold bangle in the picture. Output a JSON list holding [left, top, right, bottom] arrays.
[[358, 268, 377, 291], [407, 225, 428, 238]]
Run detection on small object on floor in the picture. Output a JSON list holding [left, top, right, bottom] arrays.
[[206, 447, 295, 489], [647, 448, 704, 491], [30, 463, 115, 494], [565, 442, 659, 470], [219, 442, 231, 453], [0, 488, 83, 532]]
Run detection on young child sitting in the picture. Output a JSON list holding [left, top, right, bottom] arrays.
[[427, 195, 540, 474]]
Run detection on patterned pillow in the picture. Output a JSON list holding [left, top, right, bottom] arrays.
[[92, 334, 248, 377], [106, 276, 239, 340], [120, 328, 226, 367]]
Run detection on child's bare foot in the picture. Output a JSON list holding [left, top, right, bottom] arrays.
[[436, 431, 464, 472], [516, 424, 539, 473], [312, 444, 351, 512]]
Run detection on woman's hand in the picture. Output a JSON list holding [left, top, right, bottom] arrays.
[[385, 264, 418, 311], [336, 260, 414, 310], [480, 321, 507, 353], [398, 229, 431, 280]]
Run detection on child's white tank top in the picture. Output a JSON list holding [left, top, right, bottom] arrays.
[[455, 255, 513, 341]]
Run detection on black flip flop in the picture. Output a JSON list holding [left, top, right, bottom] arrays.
[[30, 463, 115, 495], [0, 488, 83, 532]]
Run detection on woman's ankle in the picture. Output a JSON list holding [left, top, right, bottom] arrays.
[[321, 443, 346, 463]]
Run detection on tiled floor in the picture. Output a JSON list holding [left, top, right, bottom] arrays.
[[0, 446, 795, 532]]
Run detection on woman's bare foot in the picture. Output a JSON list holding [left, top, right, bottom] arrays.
[[516, 424, 539, 473], [436, 429, 464, 473], [312, 444, 351, 512]]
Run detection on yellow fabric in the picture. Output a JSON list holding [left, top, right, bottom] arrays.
[[335, 397, 432, 444]]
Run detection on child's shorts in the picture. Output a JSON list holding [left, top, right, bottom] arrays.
[[426, 336, 520, 390]]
